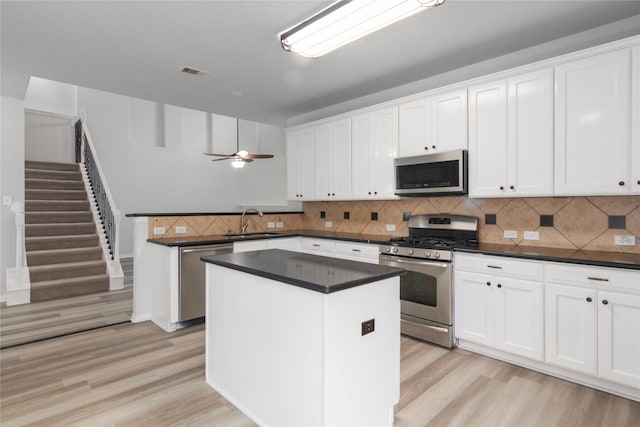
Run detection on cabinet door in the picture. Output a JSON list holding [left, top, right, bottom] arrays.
[[351, 112, 374, 199], [454, 271, 494, 347], [494, 277, 543, 360], [299, 128, 315, 201], [314, 119, 351, 200], [429, 89, 468, 152], [331, 118, 352, 200], [545, 283, 597, 375], [555, 49, 632, 195], [287, 129, 315, 200], [372, 106, 398, 198], [468, 80, 509, 197], [632, 46, 640, 194], [398, 97, 429, 157], [598, 291, 640, 389], [286, 130, 301, 200], [314, 124, 332, 199], [507, 69, 554, 196]]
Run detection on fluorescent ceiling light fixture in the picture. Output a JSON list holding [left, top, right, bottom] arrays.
[[280, 0, 446, 58]]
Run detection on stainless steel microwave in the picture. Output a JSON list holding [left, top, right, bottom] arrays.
[[394, 150, 468, 196]]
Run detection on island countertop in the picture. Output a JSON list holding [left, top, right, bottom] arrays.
[[201, 249, 405, 294]]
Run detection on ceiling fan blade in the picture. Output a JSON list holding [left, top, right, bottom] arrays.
[[211, 157, 232, 162], [243, 154, 274, 159], [204, 152, 234, 157]]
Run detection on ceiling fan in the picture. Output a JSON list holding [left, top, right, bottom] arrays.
[[204, 118, 274, 168]]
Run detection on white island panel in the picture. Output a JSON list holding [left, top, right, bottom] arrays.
[[205, 261, 400, 427]]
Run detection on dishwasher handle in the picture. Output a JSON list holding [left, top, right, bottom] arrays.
[[180, 244, 234, 255]]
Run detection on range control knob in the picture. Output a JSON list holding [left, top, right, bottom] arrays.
[[384, 247, 391, 253], [392, 247, 399, 253], [435, 252, 441, 259], [425, 250, 432, 258], [407, 248, 414, 255]]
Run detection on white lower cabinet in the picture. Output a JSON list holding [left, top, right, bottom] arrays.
[[455, 269, 543, 361], [455, 253, 640, 399], [544, 283, 598, 375], [545, 263, 640, 390]]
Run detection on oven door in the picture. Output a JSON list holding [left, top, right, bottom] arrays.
[[379, 254, 452, 326]]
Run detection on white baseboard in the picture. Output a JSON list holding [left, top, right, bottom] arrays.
[[0, 294, 6, 303]]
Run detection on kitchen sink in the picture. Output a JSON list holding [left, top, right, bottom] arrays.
[[228, 232, 282, 239]]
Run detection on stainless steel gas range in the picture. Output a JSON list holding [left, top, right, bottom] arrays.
[[379, 214, 478, 348]]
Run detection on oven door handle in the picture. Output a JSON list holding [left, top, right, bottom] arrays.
[[380, 255, 450, 269]]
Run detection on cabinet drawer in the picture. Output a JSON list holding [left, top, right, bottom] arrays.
[[334, 241, 379, 261], [545, 263, 640, 291], [300, 238, 335, 254], [454, 253, 543, 281]]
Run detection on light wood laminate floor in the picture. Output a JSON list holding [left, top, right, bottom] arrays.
[[1, 320, 638, 427], [0, 258, 133, 349]]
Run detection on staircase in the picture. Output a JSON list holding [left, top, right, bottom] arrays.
[[25, 160, 109, 301]]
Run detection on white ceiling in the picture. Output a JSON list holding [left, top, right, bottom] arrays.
[[2, 1, 639, 127]]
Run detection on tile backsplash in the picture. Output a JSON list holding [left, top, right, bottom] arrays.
[[147, 196, 640, 254], [302, 196, 640, 254]]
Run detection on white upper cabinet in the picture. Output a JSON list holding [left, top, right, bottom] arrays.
[[398, 88, 467, 157], [314, 118, 352, 200], [286, 127, 315, 200], [469, 68, 553, 198], [554, 48, 632, 195], [632, 46, 640, 194], [352, 106, 399, 199]]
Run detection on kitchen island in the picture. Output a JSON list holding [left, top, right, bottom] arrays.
[[201, 249, 405, 427]]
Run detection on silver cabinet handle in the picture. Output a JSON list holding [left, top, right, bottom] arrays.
[[312, 244, 320, 247], [487, 265, 503, 269], [352, 249, 361, 252], [588, 277, 609, 282]]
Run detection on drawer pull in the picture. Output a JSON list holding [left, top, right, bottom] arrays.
[[312, 244, 320, 247], [487, 265, 503, 269], [587, 276, 609, 282], [352, 249, 361, 252], [602, 300, 609, 305], [586, 297, 592, 302]]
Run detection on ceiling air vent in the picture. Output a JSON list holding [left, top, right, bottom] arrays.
[[178, 66, 209, 76]]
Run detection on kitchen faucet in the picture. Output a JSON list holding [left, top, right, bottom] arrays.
[[241, 208, 264, 234]]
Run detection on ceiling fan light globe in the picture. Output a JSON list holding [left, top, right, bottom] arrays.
[[231, 159, 246, 168], [237, 149, 249, 158]]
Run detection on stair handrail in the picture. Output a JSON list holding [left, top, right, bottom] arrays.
[[77, 120, 121, 262]]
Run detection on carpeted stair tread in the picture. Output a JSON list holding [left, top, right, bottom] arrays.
[[26, 178, 84, 191], [27, 247, 103, 266], [29, 260, 107, 282], [25, 160, 80, 172], [26, 200, 91, 212], [25, 222, 97, 237], [26, 234, 100, 251], [30, 274, 110, 301], [25, 168, 82, 181], [26, 211, 94, 224], [26, 189, 88, 201]]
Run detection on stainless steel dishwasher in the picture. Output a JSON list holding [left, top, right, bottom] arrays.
[[178, 243, 233, 322]]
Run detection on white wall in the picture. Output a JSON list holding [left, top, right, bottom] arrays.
[[24, 76, 77, 117], [1, 96, 26, 299], [76, 87, 292, 256], [24, 112, 75, 163]]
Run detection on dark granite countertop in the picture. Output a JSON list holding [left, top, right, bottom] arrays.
[[201, 249, 405, 294], [147, 230, 390, 247], [147, 230, 640, 271], [455, 244, 640, 271], [126, 211, 303, 217]]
